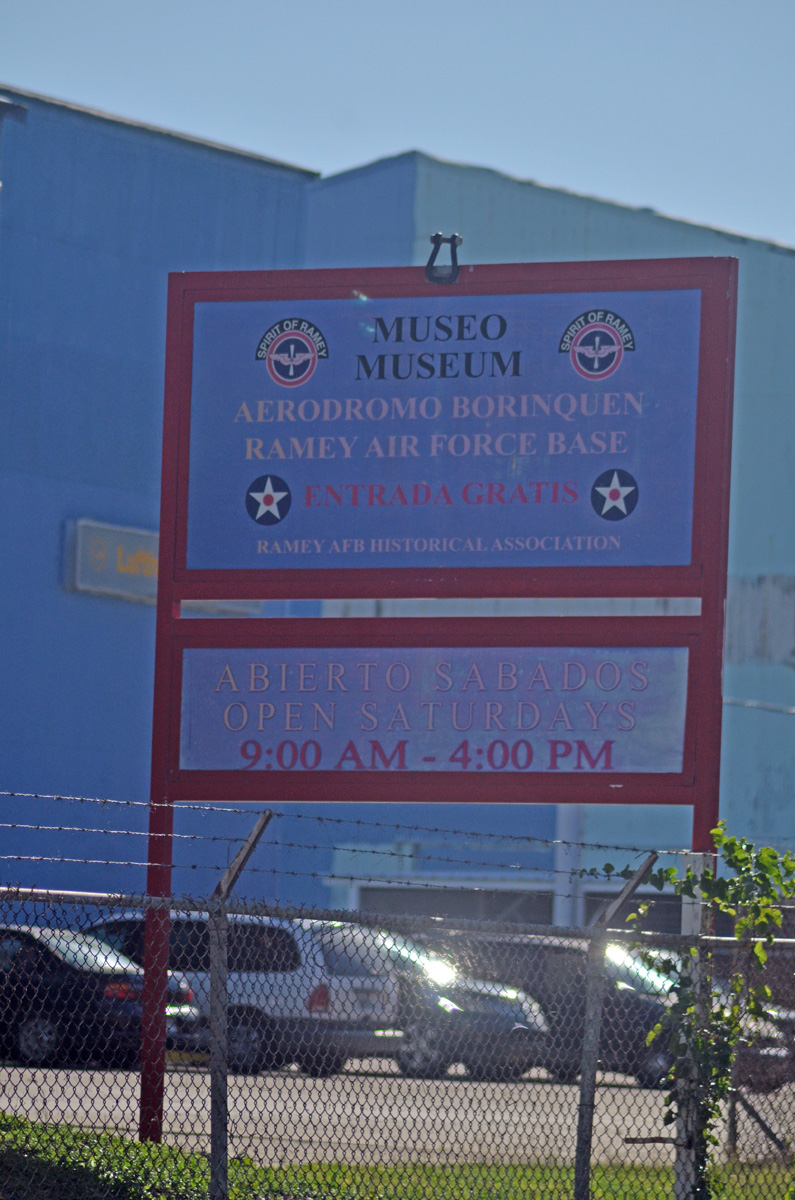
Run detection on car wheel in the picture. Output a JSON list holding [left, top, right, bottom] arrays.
[[395, 1023, 451, 1079], [297, 1050, 346, 1078], [547, 1064, 579, 1084], [635, 1048, 672, 1089], [17, 1012, 62, 1066], [94, 1038, 140, 1069], [227, 1016, 282, 1075], [464, 1058, 526, 1082]]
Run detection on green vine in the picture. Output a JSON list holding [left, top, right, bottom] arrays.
[[625, 824, 795, 1197]]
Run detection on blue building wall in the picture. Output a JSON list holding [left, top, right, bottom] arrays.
[[1, 91, 792, 908], [0, 89, 313, 800], [303, 153, 418, 268], [0, 90, 322, 899], [399, 153, 795, 858], [303, 152, 795, 865]]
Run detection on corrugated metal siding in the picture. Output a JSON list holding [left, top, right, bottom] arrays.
[[726, 578, 795, 665], [0, 91, 310, 816]]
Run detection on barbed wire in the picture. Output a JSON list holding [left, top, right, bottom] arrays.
[[0, 886, 734, 945], [723, 696, 795, 716], [0, 821, 235, 842], [0, 851, 627, 887], [286, 810, 705, 857], [0, 851, 645, 896], [4, 885, 795, 927], [0, 824, 650, 880], [0, 791, 706, 857], [202, 837, 647, 881], [4, 792, 795, 861], [0, 791, 251, 813], [6, 842, 795, 912], [0, 871, 650, 912]]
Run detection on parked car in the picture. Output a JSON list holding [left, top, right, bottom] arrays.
[[0, 925, 198, 1067], [613, 944, 795, 1094], [320, 925, 549, 1080], [418, 932, 671, 1086], [424, 933, 795, 1091], [88, 913, 398, 1076]]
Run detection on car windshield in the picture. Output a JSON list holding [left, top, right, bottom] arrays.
[[358, 931, 458, 986], [34, 930, 141, 974], [318, 928, 378, 979], [605, 944, 673, 997]]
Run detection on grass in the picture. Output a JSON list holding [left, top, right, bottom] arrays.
[[0, 1116, 261, 1200], [260, 1161, 794, 1200], [0, 1117, 791, 1199]]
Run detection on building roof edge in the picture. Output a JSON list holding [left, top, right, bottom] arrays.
[[0, 83, 319, 178], [410, 150, 795, 254]]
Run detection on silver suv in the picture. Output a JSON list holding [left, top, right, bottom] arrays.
[[88, 913, 397, 1075]]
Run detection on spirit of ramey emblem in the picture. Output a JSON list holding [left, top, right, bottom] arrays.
[[559, 310, 635, 380], [255, 318, 329, 387]]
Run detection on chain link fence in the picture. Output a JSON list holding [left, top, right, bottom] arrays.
[[0, 886, 792, 1200], [0, 795, 793, 1198]]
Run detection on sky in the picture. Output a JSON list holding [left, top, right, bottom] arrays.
[[1, 0, 794, 247]]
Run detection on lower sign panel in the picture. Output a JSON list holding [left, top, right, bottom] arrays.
[[179, 646, 688, 774]]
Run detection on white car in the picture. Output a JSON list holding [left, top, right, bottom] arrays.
[[88, 913, 398, 1075]]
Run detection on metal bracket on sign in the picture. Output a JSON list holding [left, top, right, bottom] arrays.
[[425, 232, 463, 284]]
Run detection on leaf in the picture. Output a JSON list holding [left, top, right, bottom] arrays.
[[758, 846, 779, 871]]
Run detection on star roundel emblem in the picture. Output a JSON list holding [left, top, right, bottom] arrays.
[[591, 469, 638, 520], [245, 475, 292, 525]]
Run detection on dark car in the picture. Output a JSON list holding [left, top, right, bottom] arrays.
[[421, 932, 672, 1086], [322, 926, 548, 1080], [0, 926, 198, 1067], [533, 938, 675, 1087], [619, 944, 795, 1094], [427, 933, 794, 1090]]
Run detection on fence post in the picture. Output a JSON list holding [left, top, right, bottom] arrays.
[[209, 898, 229, 1200], [725, 1073, 738, 1160], [208, 810, 273, 1200], [140, 796, 176, 1143], [675, 852, 711, 1200], [573, 930, 607, 1200], [574, 853, 658, 1200]]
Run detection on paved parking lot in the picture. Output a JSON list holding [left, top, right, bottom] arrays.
[[0, 1059, 679, 1168], [2, 1057, 792, 1170]]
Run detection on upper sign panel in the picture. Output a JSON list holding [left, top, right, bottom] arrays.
[[186, 288, 700, 572]]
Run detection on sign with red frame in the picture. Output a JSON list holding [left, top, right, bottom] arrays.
[[149, 257, 736, 847], [161, 257, 735, 603], [142, 257, 735, 1141], [163, 613, 707, 801]]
